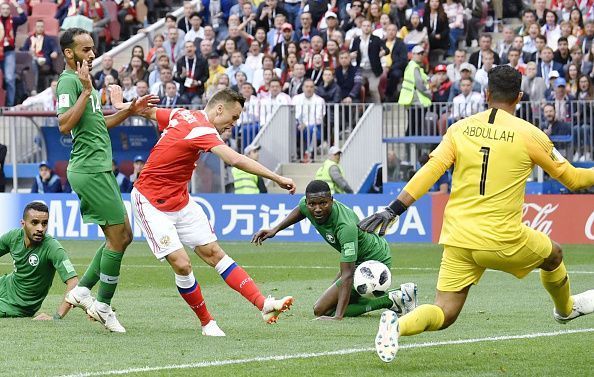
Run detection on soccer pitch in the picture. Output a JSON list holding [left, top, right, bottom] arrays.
[[1, 241, 592, 377]]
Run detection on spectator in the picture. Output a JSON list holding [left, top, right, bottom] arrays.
[[538, 46, 565, 82], [252, 54, 282, 89], [447, 62, 481, 102], [120, 75, 137, 102], [0, 143, 5, 192], [218, 38, 237, 67], [545, 70, 561, 98], [578, 20, 594, 54], [324, 39, 340, 70], [399, 11, 428, 51], [78, 0, 110, 54], [554, 37, 571, 66], [507, 48, 526, 75], [350, 19, 389, 103], [117, 0, 138, 41], [204, 52, 227, 93], [521, 62, 547, 101], [98, 74, 115, 107], [475, 50, 497, 94], [237, 1, 257, 37], [430, 64, 452, 103], [321, 11, 340, 43], [237, 82, 260, 149], [529, 34, 549, 63], [231, 70, 248, 92], [185, 12, 205, 43], [385, 26, 409, 102], [574, 74, 593, 160], [178, 1, 196, 33], [150, 67, 179, 99], [148, 54, 171, 87], [164, 27, 184, 64], [580, 42, 594, 74], [146, 34, 165, 65], [272, 22, 294, 66], [469, 34, 501, 69], [265, 13, 287, 49], [175, 41, 208, 103], [446, 49, 466, 83], [256, 68, 274, 97], [296, 12, 319, 41], [534, 0, 548, 26], [302, 0, 328, 27], [548, 77, 576, 123], [559, 0, 577, 22], [93, 54, 118, 90], [511, 35, 531, 64], [517, 9, 537, 36], [112, 160, 132, 193], [160, 81, 186, 107], [31, 161, 63, 193], [225, 51, 253, 86], [285, 62, 306, 97], [542, 103, 573, 157], [245, 40, 264, 71], [372, 13, 392, 40], [232, 144, 267, 194], [388, 0, 411, 30], [163, 14, 186, 41], [135, 80, 149, 97], [227, 23, 249, 55], [443, 0, 464, 57], [422, 0, 450, 56], [19, 80, 58, 111], [567, 62, 580, 96], [292, 78, 326, 161], [461, 0, 483, 47], [560, 21, 577, 49], [314, 146, 353, 194], [129, 155, 145, 184], [450, 77, 484, 121], [259, 77, 291, 124], [1, 0, 27, 106], [304, 35, 325, 69], [197, 38, 213, 59], [305, 53, 324, 87], [523, 23, 542, 55], [399, 45, 431, 136], [335, 51, 362, 103], [542, 11, 562, 50], [21, 19, 60, 91], [315, 68, 340, 103], [497, 26, 516, 64], [341, 0, 364, 33], [124, 56, 149, 84]]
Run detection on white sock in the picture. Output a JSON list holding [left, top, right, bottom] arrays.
[[214, 255, 235, 275], [175, 272, 196, 289]]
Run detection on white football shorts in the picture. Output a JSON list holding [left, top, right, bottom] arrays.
[[131, 188, 217, 260]]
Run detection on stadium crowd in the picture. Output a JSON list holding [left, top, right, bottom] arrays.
[[1, 0, 594, 173]]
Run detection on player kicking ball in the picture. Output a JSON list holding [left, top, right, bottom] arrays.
[[252, 180, 418, 320], [359, 65, 594, 363], [109, 86, 296, 336]]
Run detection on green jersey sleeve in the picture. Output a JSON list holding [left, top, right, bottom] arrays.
[[337, 224, 359, 263], [298, 196, 307, 216], [0, 231, 11, 257], [56, 74, 81, 115], [48, 241, 77, 282]]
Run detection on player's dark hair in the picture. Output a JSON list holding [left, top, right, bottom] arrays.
[[59, 28, 91, 53], [305, 180, 331, 196], [22, 202, 49, 219], [206, 88, 245, 109], [487, 65, 522, 104]]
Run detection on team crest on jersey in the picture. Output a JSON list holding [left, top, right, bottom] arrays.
[[326, 234, 335, 243], [28, 254, 39, 267], [160, 236, 171, 247]]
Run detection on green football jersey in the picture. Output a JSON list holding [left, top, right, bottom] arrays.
[[0, 229, 77, 316], [56, 69, 112, 173], [298, 197, 392, 266]]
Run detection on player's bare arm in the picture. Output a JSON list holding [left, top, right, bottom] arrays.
[[252, 206, 306, 245], [106, 84, 160, 127], [33, 276, 79, 320], [211, 144, 297, 194], [316, 261, 355, 321], [58, 60, 93, 135]]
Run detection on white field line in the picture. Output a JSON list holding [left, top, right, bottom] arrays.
[[57, 328, 594, 377], [1, 262, 594, 274]]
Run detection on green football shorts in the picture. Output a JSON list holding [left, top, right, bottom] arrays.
[[68, 171, 127, 226]]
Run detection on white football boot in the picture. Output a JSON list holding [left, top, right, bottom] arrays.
[[388, 283, 418, 316], [86, 301, 126, 333], [375, 310, 400, 363], [261, 295, 294, 324], [65, 286, 95, 311], [201, 320, 226, 337], [553, 289, 594, 324]]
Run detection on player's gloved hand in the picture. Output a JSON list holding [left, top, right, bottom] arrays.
[[251, 229, 277, 245], [358, 199, 408, 236]]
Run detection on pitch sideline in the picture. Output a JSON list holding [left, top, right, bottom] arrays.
[[58, 328, 594, 377]]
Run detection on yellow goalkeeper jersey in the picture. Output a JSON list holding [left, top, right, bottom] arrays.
[[404, 107, 594, 250]]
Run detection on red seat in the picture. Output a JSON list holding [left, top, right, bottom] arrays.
[[32, 2, 57, 16], [27, 16, 59, 36], [53, 160, 69, 186]]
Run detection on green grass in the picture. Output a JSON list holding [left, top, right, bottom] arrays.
[[0, 242, 593, 377]]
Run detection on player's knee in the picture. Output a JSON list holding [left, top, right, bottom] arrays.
[[312, 303, 325, 317], [175, 262, 193, 276], [440, 312, 459, 329], [541, 242, 563, 271]]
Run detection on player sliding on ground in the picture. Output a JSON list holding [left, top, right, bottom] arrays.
[[109, 86, 296, 336], [252, 180, 418, 320], [56, 28, 159, 333], [359, 65, 594, 363], [1, 202, 78, 321]]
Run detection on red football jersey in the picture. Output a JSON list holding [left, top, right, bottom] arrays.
[[135, 108, 224, 211]]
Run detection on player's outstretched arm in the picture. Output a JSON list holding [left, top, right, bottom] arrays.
[[108, 84, 160, 124], [252, 206, 306, 245], [33, 276, 78, 320], [211, 144, 297, 194]]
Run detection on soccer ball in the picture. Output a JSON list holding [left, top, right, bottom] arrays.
[[353, 261, 392, 299]]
